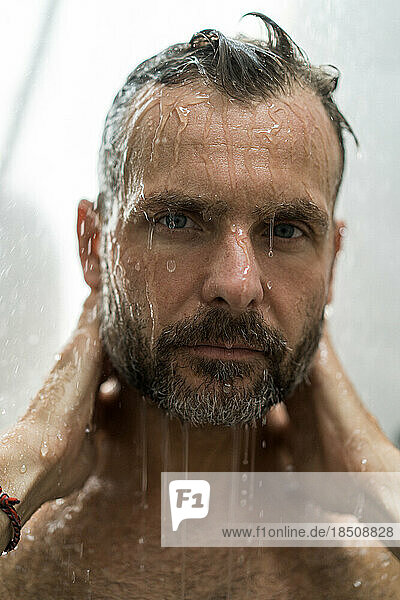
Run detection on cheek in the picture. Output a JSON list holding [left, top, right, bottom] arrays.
[[266, 259, 328, 343], [119, 243, 200, 328]]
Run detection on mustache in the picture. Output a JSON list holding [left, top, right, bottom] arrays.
[[155, 306, 290, 359]]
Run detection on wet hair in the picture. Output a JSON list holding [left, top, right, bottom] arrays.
[[98, 12, 358, 221]]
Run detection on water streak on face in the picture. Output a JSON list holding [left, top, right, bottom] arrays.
[[99, 82, 341, 426]]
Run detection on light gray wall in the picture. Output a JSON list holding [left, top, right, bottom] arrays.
[[1, 0, 399, 443]]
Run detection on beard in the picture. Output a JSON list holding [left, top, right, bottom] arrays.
[[100, 262, 325, 427]]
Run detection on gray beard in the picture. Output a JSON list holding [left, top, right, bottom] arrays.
[[100, 261, 324, 427]]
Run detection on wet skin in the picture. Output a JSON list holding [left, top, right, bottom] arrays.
[[115, 82, 341, 363], [97, 82, 344, 427], [1, 83, 399, 598]]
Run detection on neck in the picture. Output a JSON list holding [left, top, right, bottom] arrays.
[[95, 386, 266, 506]]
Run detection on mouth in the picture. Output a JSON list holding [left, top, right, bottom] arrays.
[[183, 343, 264, 361]]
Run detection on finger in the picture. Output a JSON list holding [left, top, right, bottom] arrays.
[[264, 403, 290, 437], [260, 404, 295, 470], [97, 353, 122, 404], [98, 376, 121, 404]]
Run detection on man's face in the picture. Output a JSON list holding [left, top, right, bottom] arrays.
[[99, 82, 342, 426]]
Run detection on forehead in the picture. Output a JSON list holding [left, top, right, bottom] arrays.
[[124, 82, 342, 214]]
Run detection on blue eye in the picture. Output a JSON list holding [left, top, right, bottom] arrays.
[[274, 223, 303, 239], [156, 213, 194, 230]]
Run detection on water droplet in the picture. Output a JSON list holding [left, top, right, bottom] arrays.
[[115, 263, 123, 279], [147, 223, 154, 250], [361, 458, 367, 465], [231, 224, 237, 233], [138, 536, 144, 544], [71, 571, 76, 583], [135, 261, 141, 271], [242, 424, 249, 465], [57, 432, 63, 441], [353, 580, 362, 588], [85, 426, 90, 433], [20, 464, 27, 473], [242, 473, 247, 482], [223, 383, 231, 394], [267, 280, 272, 290], [40, 441, 49, 457], [261, 440, 267, 448], [86, 569, 90, 582], [139, 564, 145, 570], [268, 216, 275, 257], [1, 408, 5, 415], [166, 259, 176, 273]]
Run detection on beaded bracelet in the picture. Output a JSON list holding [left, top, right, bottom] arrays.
[[0, 486, 21, 554]]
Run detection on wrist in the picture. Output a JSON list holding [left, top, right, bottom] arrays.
[[0, 422, 52, 527]]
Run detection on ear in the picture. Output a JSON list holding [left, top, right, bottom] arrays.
[[77, 199, 101, 290], [326, 219, 345, 305]]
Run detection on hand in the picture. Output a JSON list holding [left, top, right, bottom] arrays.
[[264, 321, 400, 559], [0, 291, 121, 519], [265, 320, 400, 473]]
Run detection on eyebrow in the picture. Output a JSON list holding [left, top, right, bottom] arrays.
[[252, 199, 330, 234], [135, 191, 330, 234], [135, 192, 229, 219]]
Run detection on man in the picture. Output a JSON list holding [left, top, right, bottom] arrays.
[[0, 13, 399, 599]]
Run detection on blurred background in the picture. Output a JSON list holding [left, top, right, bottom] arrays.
[[0, 1, 399, 444]]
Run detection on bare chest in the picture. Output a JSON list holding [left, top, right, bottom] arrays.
[[8, 529, 400, 598], [3, 493, 400, 600]]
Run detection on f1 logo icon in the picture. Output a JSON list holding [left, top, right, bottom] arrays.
[[169, 480, 210, 531]]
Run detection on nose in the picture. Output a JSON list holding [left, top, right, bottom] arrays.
[[201, 227, 265, 311]]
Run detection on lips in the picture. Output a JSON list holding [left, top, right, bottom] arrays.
[[184, 343, 264, 360], [195, 343, 263, 352]]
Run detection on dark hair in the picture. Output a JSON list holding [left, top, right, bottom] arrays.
[[98, 12, 358, 221]]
